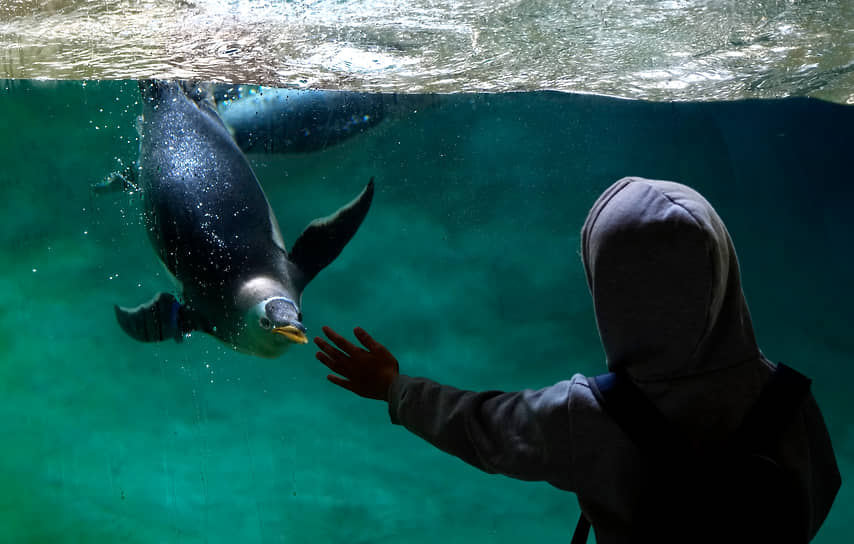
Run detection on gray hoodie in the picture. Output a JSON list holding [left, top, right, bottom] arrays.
[[388, 177, 840, 542]]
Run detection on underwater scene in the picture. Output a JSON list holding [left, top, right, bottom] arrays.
[[0, 79, 852, 543]]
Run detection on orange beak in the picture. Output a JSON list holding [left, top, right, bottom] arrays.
[[272, 325, 308, 344]]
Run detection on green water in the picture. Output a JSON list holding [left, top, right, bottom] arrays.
[[0, 80, 850, 542]]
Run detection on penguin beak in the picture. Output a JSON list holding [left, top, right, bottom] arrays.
[[272, 324, 308, 344]]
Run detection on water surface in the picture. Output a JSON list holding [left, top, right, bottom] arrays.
[[1, 1, 852, 102]]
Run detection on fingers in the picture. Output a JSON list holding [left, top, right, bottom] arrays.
[[328, 374, 374, 400], [321, 326, 361, 356], [327, 374, 354, 392], [353, 327, 383, 352], [315, 350, 340, 371], [314, 336, 343, 359], [354, 328, 396, 361], [318, 352, 359, 395], [317, 346, 365, 385]]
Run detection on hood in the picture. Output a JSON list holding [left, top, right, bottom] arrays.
[[581, 177, 759, 381]]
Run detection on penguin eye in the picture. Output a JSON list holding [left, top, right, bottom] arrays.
[[259, 317, 272, 330]]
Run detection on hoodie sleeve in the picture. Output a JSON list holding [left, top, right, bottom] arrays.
[[388, 374, 576, 488]]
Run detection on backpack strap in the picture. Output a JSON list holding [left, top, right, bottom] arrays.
[[572, 371, 678, 543], [570, 362, 811, 543], [571, 513, 592, 544], [587, 371, 683, 454], [733, 362, 811, 453]]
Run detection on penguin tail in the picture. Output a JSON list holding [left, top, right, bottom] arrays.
[[138, 80, 191, 103], [138, 79, 161, 101]]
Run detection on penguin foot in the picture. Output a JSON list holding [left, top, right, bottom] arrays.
[[92, 164, 138, 195], [114, 292, 190, 343]]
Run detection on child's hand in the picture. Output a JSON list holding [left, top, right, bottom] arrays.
[[314, 326, 400, 401]]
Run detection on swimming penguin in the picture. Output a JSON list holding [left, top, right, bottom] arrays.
[[210, 84, 439, 155], [215, 87, 388, 154], [115, 80, 374, 358]]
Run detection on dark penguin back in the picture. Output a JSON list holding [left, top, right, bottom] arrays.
[[137, 82, 288, 304]]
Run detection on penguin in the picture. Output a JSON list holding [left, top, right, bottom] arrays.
[[208, 84, 438, 156], [115, 80, 374, 358], [215, 86, 387, 154]]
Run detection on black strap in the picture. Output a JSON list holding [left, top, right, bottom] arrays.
[[571, 371, 680, 544], [733, 362, 811, 453], [571, 362, 811, 543], [571, 514, 591, 544], [587, 371, 683, 455]]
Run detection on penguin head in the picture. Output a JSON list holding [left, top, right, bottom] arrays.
[[236, 278, 308, 358], [258, 297, 308, 344], [246, 294, 307, 343]]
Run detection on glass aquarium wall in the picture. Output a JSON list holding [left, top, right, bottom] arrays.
[[0, 79, 850, 542]]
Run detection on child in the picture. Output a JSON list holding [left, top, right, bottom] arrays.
[[314, 177, 840, 542]]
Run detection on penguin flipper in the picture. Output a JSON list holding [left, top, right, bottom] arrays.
[[114, 292, 194, 343], [288, 178, 375, 289]]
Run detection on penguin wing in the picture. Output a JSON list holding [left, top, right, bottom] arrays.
[[114, 292, 199, 343], [288, 178, 374, 290]]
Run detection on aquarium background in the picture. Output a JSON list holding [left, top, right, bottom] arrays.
[[0, 80, 851, 542]]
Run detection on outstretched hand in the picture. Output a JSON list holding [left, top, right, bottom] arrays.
[[314, 326, 400, 401]]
